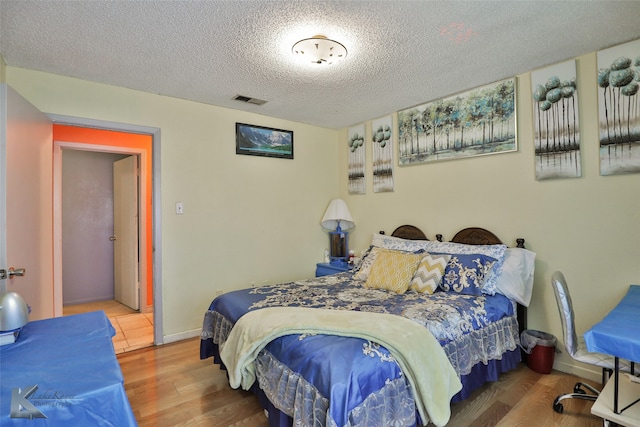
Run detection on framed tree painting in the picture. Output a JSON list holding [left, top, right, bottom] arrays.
[[597, 38, 640, 175], [348, 124, 366, 194], [531, 60, 581, 180], [371, 115, 394, 193], [397, 78, 517, 165]]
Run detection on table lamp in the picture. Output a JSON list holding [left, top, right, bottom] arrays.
[[0, 292, 30, 345], [321, 199, 355, 266]]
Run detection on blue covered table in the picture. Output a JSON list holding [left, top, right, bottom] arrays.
[[584, 285, 640, 363], [0, 311, 137, 426], [584, 285, 640, 421]]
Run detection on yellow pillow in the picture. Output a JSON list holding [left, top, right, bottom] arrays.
[[364, 249, 423, 294]]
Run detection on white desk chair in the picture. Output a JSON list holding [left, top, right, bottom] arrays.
[[551, 271, 631, 414]]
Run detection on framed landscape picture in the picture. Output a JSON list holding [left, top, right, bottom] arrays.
[[236, 123, 293, 159]]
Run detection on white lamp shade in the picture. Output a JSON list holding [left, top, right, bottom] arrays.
[[321, 199, 354, 230]]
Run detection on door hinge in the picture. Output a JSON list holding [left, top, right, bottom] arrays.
[[0, 269, 6, 280]]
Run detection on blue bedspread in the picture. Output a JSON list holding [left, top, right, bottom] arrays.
[[201, 271, 519, 427]]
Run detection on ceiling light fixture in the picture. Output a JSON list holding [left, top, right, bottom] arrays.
[[292, 35, 347, 65]]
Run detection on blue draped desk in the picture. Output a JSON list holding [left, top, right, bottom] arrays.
[[0, 311, 137, 426], [584, 284, 640, 425]]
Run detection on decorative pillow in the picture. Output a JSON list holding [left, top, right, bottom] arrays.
[[354, 247, 382, 281], [424, 241, 507, 295], [495, 248, 536, 306], [370, 233, 431, 253], [439, 253, 498, 295], [409, 253, 452, 294], [364, 249, 423, 294]]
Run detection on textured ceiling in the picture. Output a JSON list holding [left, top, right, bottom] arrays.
[[1, 1, 640, 129]]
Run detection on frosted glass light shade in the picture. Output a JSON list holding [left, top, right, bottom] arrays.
[[292, 35, 347, 65]]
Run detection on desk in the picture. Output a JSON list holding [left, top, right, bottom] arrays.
[[0, 311, 137, 426], [584, 285, 640, 425]]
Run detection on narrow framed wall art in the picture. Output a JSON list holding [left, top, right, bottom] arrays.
[[371, 115, 394, 192], [348, 123, 366, 194], [531, 60, 581, 180], [597, 38, 640, 176]]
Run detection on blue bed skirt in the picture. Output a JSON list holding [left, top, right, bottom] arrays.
[[201, 338, 521, 426]]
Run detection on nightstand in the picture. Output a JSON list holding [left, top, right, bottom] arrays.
[[315, 262, 353, 277]]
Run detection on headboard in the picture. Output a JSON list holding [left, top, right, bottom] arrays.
[[390, 225, 428, 240], [388, 225, 526, 249]]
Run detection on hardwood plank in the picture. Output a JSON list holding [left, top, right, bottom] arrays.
[[119, 338, 606, 426]]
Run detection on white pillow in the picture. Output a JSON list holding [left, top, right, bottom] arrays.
[[370, 233, 431, 253], [494, 248, 536, 306], [354, 247, 382, 281]]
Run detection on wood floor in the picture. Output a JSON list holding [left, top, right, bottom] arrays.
[[118, 338, 605, 427], [64, 300, 154, 353]]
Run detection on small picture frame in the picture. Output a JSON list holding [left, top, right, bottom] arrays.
[[236, 123, 294, 159]]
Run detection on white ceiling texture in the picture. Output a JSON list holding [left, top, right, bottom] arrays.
[[1, 1, 640, 129]]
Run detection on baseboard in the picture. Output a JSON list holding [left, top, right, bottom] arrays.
[[553, 359, 602, 383], [162, 328, 201, 344]]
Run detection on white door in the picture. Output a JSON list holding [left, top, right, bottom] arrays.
[[0, 84, 54, 320], [113, 156, 139, 310]]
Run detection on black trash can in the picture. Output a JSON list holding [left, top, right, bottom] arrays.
[[520, 329, 557, 374]]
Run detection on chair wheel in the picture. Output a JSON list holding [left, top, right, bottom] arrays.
[[553, 402, 564, 413]]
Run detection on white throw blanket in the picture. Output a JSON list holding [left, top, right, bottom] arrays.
[[220, 307, 462, 427]]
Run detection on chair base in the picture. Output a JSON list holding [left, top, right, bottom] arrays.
[[552, 382, 600, 414]]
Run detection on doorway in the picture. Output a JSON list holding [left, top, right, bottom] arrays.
[[59, 149, 152, 352], [61, 150, 131, 307], [52, 123, 157, 347]]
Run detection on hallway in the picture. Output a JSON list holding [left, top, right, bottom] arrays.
[[63, 300, 154, 354]]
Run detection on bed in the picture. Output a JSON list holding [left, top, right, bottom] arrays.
[[200, 226, 535, 427]]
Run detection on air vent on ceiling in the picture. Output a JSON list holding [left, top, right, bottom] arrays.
[[233, 95, 267, 106]]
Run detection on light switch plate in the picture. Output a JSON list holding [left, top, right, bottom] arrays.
[[176, 202, 184, 214]]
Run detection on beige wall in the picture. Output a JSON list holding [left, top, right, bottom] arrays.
[[0, 55, 5, 82], [338, 52, 640, 381], [7, 50, 639, 381], [7, 67, 340, 339]]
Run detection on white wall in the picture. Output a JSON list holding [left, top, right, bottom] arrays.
[[7, 67, 340, 339], [338, 52, 640, 381], [7, 50, 639, 381]]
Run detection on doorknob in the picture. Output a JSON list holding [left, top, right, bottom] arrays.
[[110, 235, 117, 241], [8, 267, 26, 278]]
